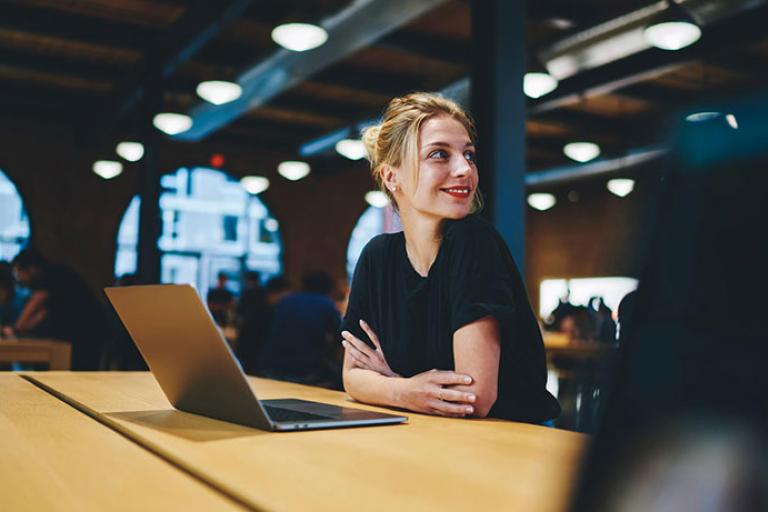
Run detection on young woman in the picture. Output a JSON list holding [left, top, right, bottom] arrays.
[[341, 93, 559, 422]]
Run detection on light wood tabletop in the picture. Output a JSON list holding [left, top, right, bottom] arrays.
[[0, 374, 246, 512], [25, 372, 587, 512]]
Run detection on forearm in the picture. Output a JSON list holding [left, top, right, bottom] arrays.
[[343, 366, 405, 409]]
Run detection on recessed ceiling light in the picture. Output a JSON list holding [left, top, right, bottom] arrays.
[[115, 141, 144, 162], [335, 139, 367, 160], [644, 2, 701, 51], [271, 23, 328, 52], [607, 178, 635, 197], [523, 72, 558, 99], [365, 191, 390, 208], [563, 142, 601, 163], [277, 161, 311, 181], [264, 218, 279, 232], [685, 111, 722, 122], [241, 176, 270, 195], [93, 160, 123, 180], [527, 193, 556, 211], [725, 114, 739, 130], [196, 80, 242, 105], [153, 113, 192, 135]]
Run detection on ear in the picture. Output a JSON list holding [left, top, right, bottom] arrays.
[[380, 165, 400, 193]]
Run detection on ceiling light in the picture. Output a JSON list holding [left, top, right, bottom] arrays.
[[196, 80, 242, 105], [527, 193, 556, 211], [115, 141, 144, 162], [93, 160, 123, 180], [607, 178, 635, 198], [365, 191, 390, 208], [564, 142, 601, 163], [264, 218, 279, 232], [685, 111, 722, 122], [277, 161, 311, 181], [335, 139, 367, 160], [644, 1, 701, 51], [241, 176, 270, 195], [271, 23, 328, 52], [153, 113, 192, 135], [725, 114, 739, 130], [524, 72, 558, 99]]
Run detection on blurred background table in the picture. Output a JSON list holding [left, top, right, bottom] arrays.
[[0, 337, 71, 370]]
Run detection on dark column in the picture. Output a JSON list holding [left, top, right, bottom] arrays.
[[136, 94, 163, 284], [471, 0, 527, 275]]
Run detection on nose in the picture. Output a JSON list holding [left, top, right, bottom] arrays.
[[451, 156, 472, 178]]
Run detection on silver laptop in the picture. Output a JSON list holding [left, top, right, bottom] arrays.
[[105, 284, 407, 431]]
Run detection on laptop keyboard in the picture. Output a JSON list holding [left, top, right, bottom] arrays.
[[263, 405, 332, 423]]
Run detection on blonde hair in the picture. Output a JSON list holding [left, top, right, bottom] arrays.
[[361, 92, 483, 214]]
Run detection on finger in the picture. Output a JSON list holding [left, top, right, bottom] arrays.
[[429, 400, 474, 417], [435, 388, 477, 404], [431, 371, 473, 386], [359, 320, 383, 351], [342, 341, 371, 367], [341, 331, 375, 359]]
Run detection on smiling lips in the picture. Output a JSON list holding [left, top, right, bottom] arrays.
[[441, 186, 472, 199]]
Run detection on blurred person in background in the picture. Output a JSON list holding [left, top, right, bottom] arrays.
[[9, 248, 109, 370], [0, 261, 27, 332], [257, 271, 341, 388], [207, 271, 235, 326]]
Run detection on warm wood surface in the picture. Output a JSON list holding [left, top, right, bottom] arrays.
[[27, 372, 586, 512], [0, 374, 246, 512], [0, 338, 72, 369]]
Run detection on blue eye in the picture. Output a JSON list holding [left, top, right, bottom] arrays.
[[464, 151, 476, 163], [429, 149, 448, 159]]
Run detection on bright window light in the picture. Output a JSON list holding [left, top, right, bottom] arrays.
[[153, 113, 192, 135], [607, 178, 635, 198], [365, 191, 389, 208], [271, 23, 328, 52], [539, 277, 639, 320], [335, 139, 367, 160], [277, 161, 311, 181], [527, 193, 556, 211], [523, 72, 558, 99], [196, 80, 242, 105], [115, 141, 144, 162], [241, 176, 270, 195], [564, 142, 601, 163], [644, 21, 701, 51], [93, 160, 123, 180]]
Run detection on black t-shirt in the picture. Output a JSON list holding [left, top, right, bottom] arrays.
[[342, 214, 560, 423]]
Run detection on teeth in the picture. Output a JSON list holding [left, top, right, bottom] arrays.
[[445, 188, 469, 193]]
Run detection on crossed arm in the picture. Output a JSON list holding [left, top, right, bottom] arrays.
[[341, 316, 500, 418]]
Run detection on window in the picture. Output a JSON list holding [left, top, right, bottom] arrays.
[[115, 167, 282, 295], [539, 277, 639, 319], [0, 170, 30, 260], [346, 205, 401, 279]]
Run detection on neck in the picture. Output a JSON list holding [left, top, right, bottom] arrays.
[[399, 208, 444, 277]]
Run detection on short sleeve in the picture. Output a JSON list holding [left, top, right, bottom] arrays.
[[446, 221, 518, 334], [340, 240, 374, 347]]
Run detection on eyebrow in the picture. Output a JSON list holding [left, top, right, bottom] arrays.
[[423, 141, 475, 149]]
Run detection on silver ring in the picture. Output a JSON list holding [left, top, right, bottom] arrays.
[[438, 388, 444, 401]]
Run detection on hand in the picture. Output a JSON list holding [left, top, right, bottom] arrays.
[[341, 320, 400, 378], [398, 369, 477, 418]]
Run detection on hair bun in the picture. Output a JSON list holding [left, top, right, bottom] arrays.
[[361, 125, 381, 163]]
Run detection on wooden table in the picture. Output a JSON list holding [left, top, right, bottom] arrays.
[[0, 338, 72, 369], [0, 374, 246, 511], [6, 372, 587, 511]]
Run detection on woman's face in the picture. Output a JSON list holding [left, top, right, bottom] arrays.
[[394, 115, 478, 221]]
